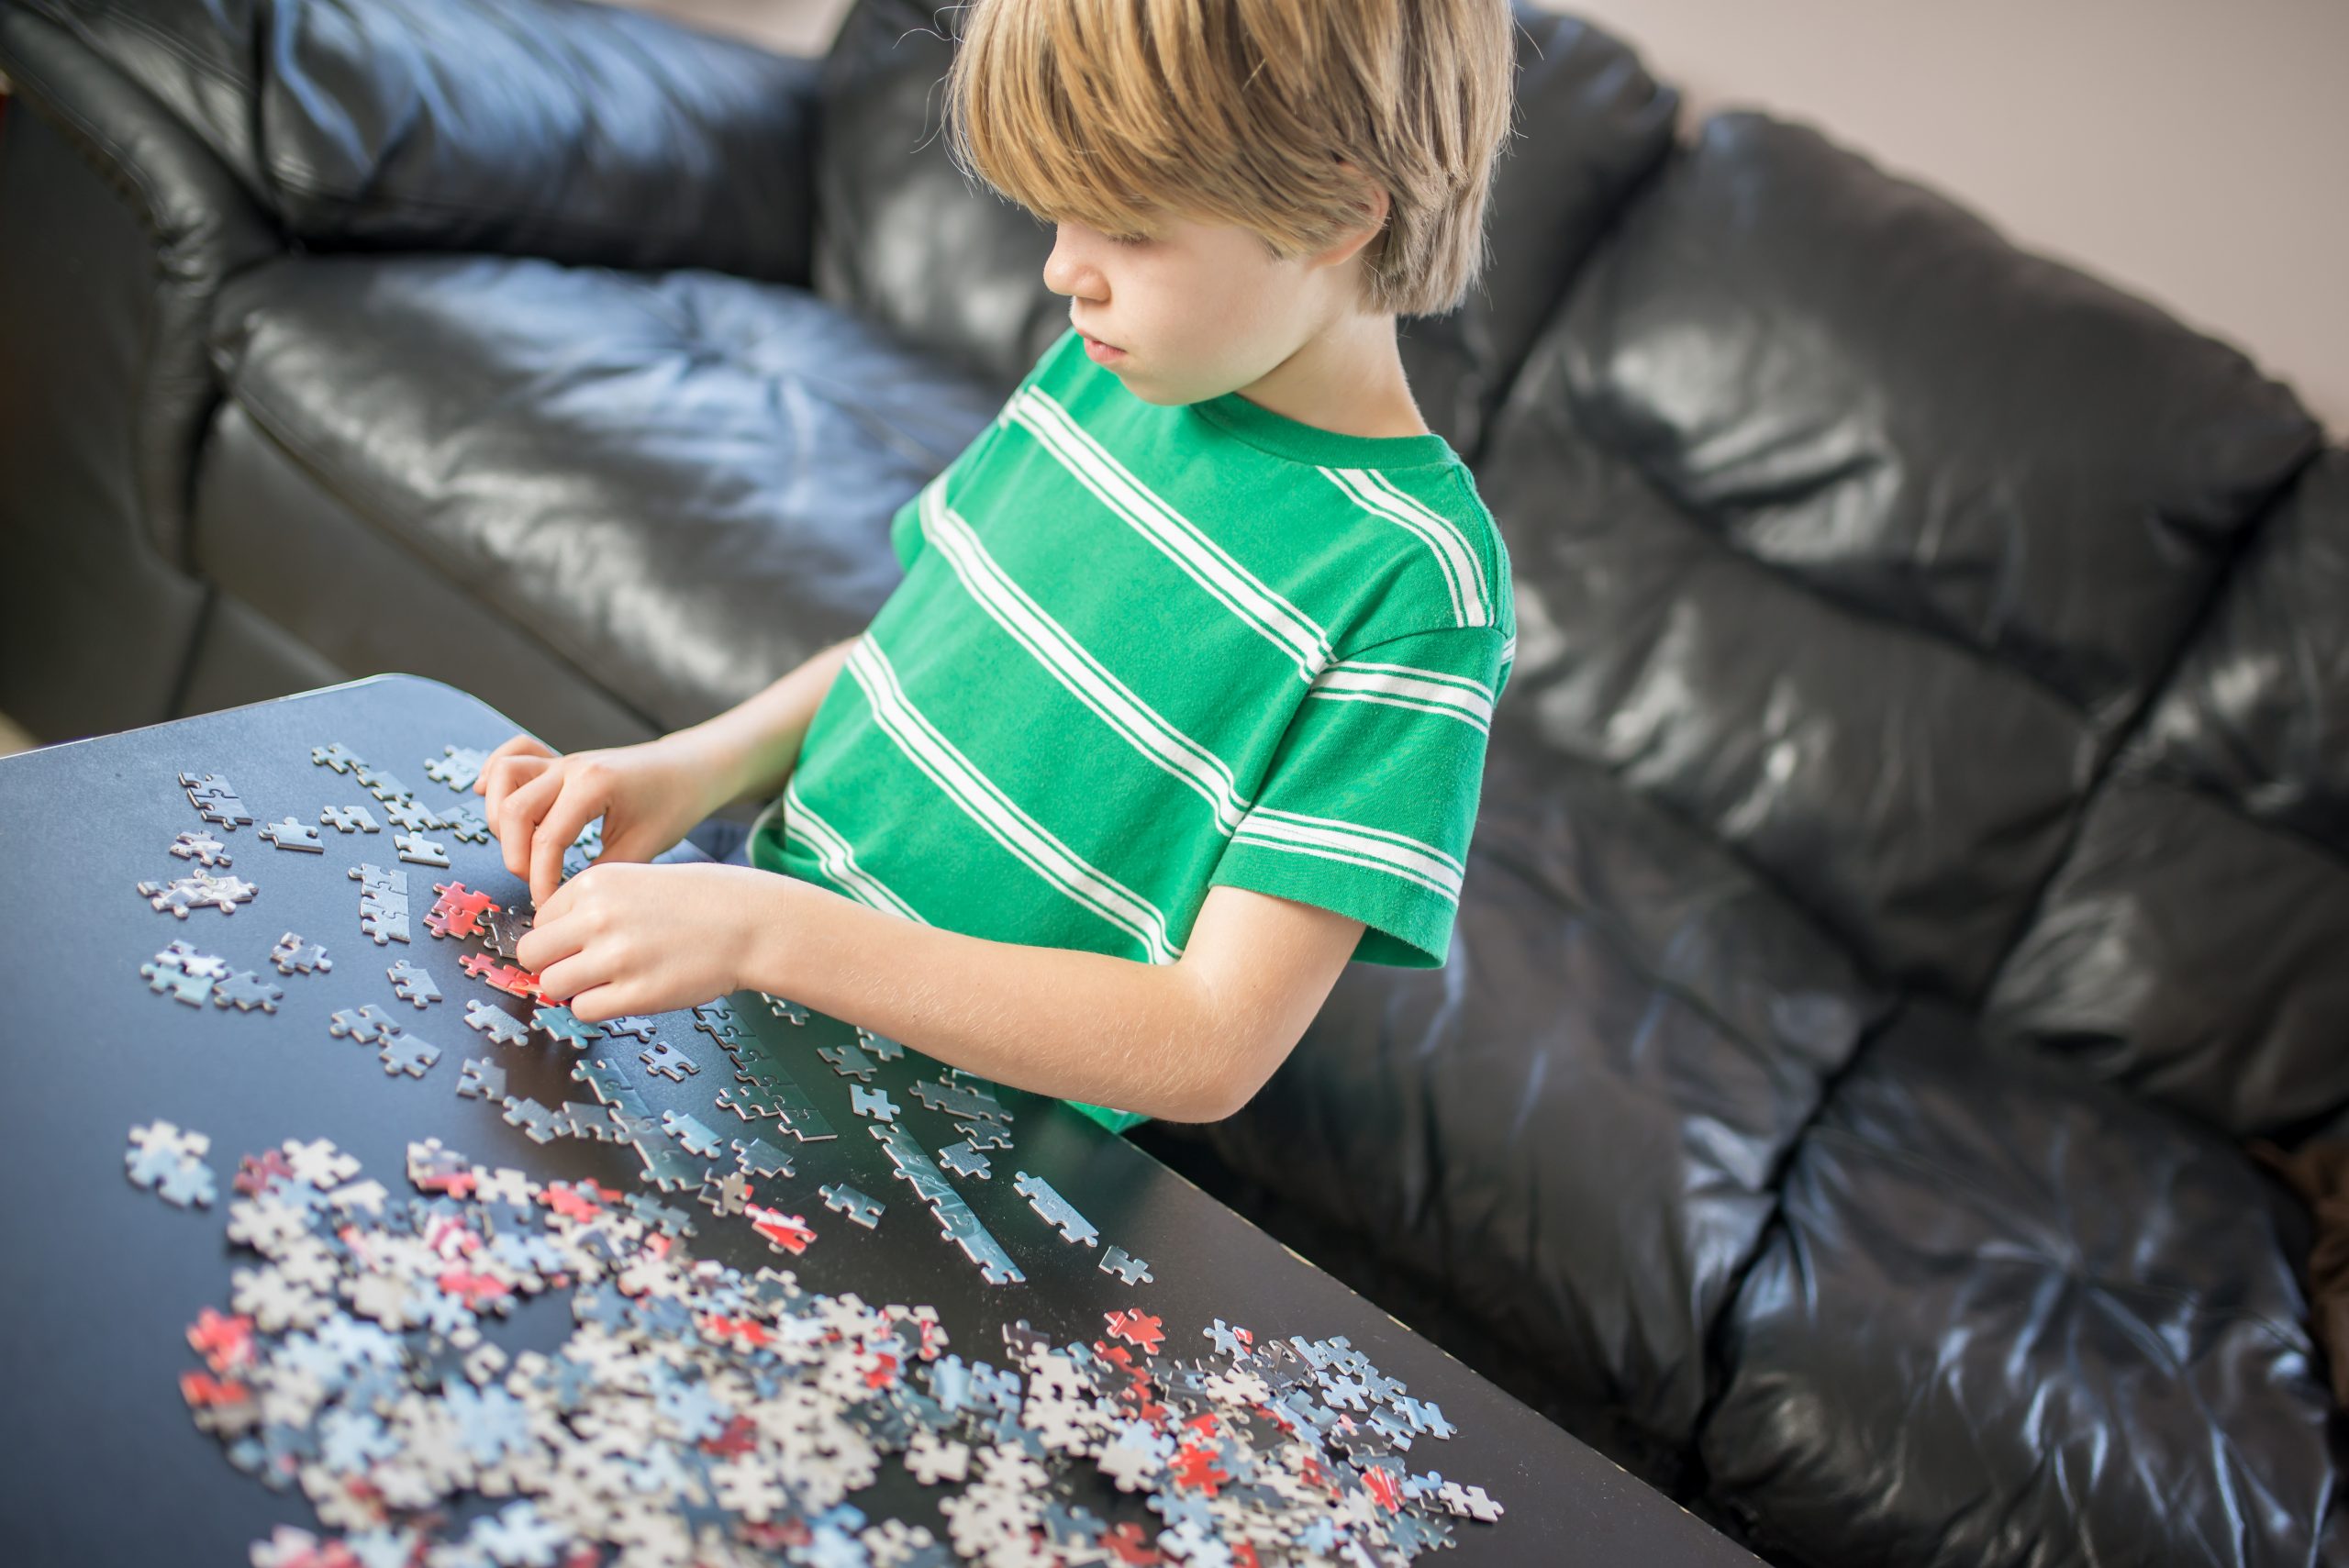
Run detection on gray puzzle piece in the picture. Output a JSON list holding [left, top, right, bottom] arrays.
[[819, 1184, 885, 1229], [1012, 1171, 1098, 1247], [387, 960, 441, 1007]]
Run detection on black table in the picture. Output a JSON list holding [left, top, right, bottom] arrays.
[[0, 673, 1760, 1566]]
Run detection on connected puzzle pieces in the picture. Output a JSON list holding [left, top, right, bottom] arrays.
[[126, 1120, 216, 1207], [424, 881, 498, 941], [141, 940, 228, 1006], [137, 869, 257, 919]]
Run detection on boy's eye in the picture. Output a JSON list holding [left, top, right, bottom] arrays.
[[1110, 232, 1150, 247]]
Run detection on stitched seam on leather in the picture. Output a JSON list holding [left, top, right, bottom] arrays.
[[217, 379, 664, 736], [262, 165, 726, 244], [72, 4, 255, 95]]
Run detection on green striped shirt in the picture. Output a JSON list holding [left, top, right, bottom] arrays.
[[749, 326, 1515, 1133]]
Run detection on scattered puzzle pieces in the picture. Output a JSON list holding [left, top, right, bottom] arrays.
[[640, 1041, 697, 1083], [819, 1184, 885, 1229], [137, 869, 257, 918], [692, 1001, 750, 1049], [462, 999, 532, 1048], [729, 1136, 795, 1179], [424, 881, 498, 940], [1099, 1247, 1153, 1286], [268, 931, 331, 976], [456, 1057, 508, 1101], [141, 940, 226, 1006], [425, 744, 491, 792], [168, 830, 232, 868], [328, 1005, 402, 1045], [441, 802, 493, 844], [179, 772, 254, 831], [818, 1040, 878, 1082], [1104, 1308, 1165, 1355], [460, 952, 542, 1002], [350, 862, 411, 945], [127, 1120, 215, 1207], [1014, 1170, 1099, 1246], [474, 904, 533, 960], [661, 1111, 726, 1160], [745, 1206, 817, 1256], [387, 960, 441, 1007], [935, 1140, 992, 1181], [500, 1096, 564, 1144], [259, 816, 323, 853], [529, 1006, 603, 1050], [394, 832, 450, 868], [211, 970, 284, 1014], [379, 1031, 441, 1079]]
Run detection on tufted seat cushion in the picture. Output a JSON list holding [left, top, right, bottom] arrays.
[[193, 253, 1006, 736], [1186, 737, 1901, 1485], [1700, 996, 2348, 1564]]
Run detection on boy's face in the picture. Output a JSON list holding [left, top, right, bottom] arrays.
[[1043, 209, 1373, 407]]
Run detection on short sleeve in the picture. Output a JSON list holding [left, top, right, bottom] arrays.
[[1207, 626, 1508, 968]]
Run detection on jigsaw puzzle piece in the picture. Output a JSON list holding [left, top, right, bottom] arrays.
[[259, 817, 324, 853], [269, 931, 332, 975]]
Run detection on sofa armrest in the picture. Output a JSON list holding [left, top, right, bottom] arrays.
[[0, 2, 282, 588], [18, 0, 823, 284]]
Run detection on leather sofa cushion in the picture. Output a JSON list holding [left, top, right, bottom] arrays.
[[20, 0, 820, 279], [1702, 996, 2344, 1566], [1476, 111, 2322, 998], [200, 252, 1004, 732], [1195, 737, 1898, 1478], [1986, 448, 2349, 1140]]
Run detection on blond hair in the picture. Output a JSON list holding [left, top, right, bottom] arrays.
[[941, 0, 1520, 318]]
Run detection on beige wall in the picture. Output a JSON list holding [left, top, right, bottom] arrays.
[[541, 1, 2349, 439]]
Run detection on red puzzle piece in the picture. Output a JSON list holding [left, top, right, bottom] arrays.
[[1104, 1308, 1165, 1355], [460, 951, 542, 1002], [426, 881, 500, 940], [746, 1205, 817, 1256]]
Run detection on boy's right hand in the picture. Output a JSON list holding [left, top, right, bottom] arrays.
[[473, 733, 725, 907]]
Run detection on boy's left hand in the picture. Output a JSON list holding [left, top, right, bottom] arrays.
[[517, 861, 778, 1022]]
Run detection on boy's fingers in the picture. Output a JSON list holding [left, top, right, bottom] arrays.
[[481, 749, 553, 819], [531, 781, 607, 908], [495, 768, 563, 884], [514, 909, 583, 976]]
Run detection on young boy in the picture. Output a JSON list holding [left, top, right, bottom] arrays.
[[481, 0, 1520, 1135]]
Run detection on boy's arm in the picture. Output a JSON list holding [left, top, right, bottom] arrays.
[[666, 635, 860, 808], [740, 877, 1364, 1124]]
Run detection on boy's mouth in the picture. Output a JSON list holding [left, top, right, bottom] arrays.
[[1079, 330, 1129, 366]]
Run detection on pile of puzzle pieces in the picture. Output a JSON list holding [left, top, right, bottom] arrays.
[[130, 1127, 1501, 1567]]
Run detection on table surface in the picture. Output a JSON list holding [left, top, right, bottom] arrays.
[[0, 673, 1758, 1566]]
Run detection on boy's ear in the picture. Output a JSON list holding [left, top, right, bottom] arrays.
[[1314, 159, 1392, 272]]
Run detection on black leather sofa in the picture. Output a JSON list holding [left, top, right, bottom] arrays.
[[5, 1, 2344, 1562]]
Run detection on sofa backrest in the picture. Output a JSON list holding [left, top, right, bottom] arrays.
[[19, 0, 821, 280], [809, 0, 1679, 461], [1474, 108, 2324, 1004], [1981, 446, 2347, 1140]]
